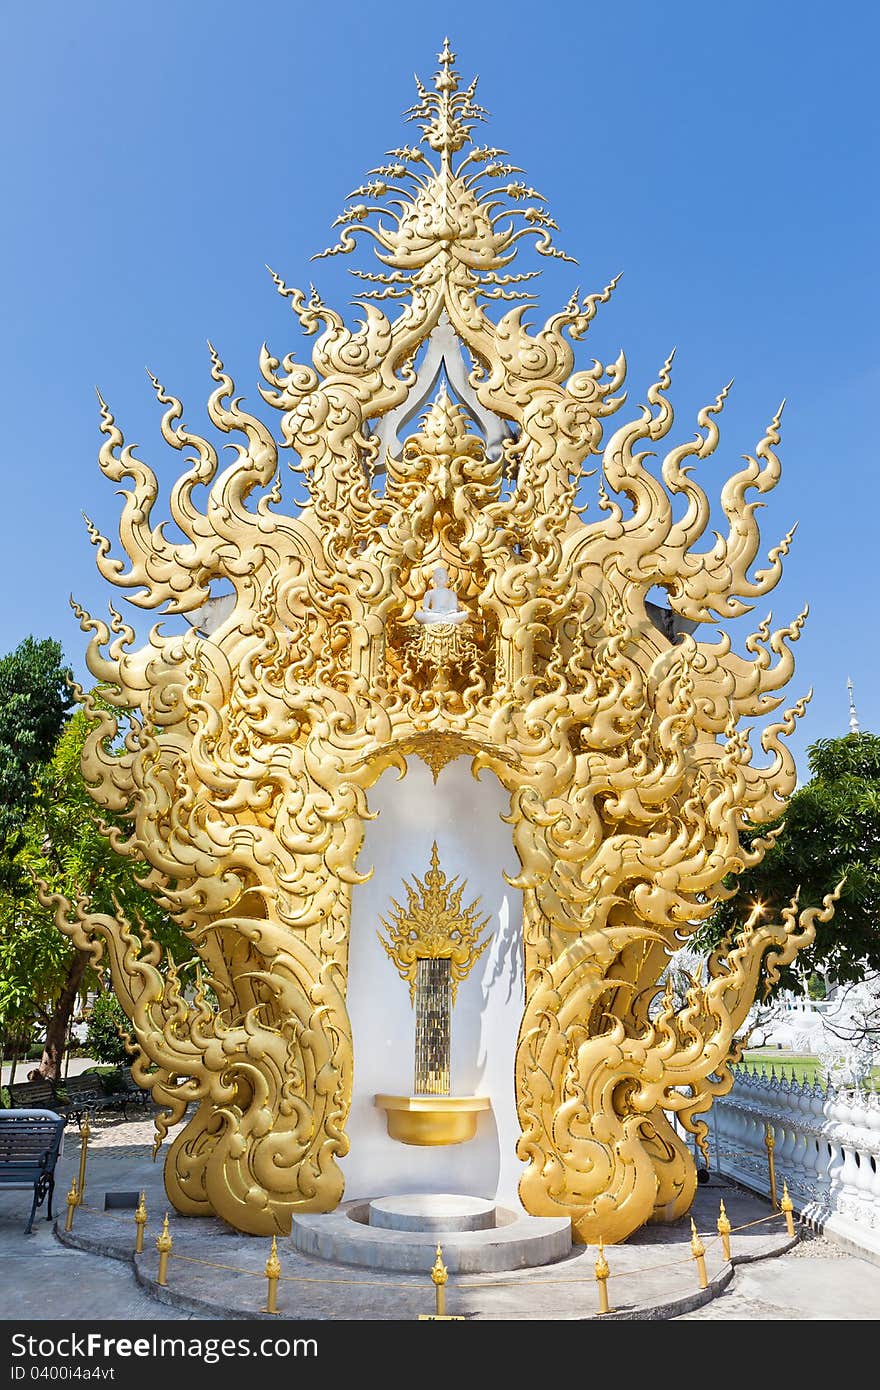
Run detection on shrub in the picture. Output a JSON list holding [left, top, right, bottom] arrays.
[[85, 994, 130, 1066]]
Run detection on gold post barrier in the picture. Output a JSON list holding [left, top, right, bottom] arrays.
[[690, 1220, 708, 1290], [418, 1245, 462, 1320], [156, 1213, 172, 1287], [781, 1181, 795, 1237], [594, 1237, 611, 1315], [764, 1123, 778, 1210], [717, 1199, 731, 1262], [432, 1244, 447, 1317], [65, 1178, 79, 1232], [134, 1191, 147, 1254], [264, 1236, 281, 1315], [76, 1114, 91, 1205]]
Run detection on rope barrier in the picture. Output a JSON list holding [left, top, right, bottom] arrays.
[[65, 1182, 796, 1306], [169, 1252, 425, 1290]]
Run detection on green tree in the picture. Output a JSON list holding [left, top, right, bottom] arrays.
[[0, 637, 74, 865], [0, 700, 190, 1080], [84, 992, 130, 1066], [0, 637, 74, 1080], [699, 731, 880, 997]]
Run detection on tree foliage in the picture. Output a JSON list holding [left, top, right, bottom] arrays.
[[699, 731, 880, 996], [0, 637, 74, 865], [0, 693, 191, 1077], [85, 992, 130, 1066]]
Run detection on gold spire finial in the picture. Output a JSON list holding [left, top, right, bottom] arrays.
[[717, 1199, 731, 1260], [435, 37, 457, 86], [690, 1218, 705, 1258], [314, 42, 574, 280], [157, 1212, 172, 1252]]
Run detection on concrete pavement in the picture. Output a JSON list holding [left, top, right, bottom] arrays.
[[2, 1110, 878, 1322]]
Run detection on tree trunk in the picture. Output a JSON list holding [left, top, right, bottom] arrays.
[[38, 948, 91, 1081]]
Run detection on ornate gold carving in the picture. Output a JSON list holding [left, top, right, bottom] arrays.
[[49, 38, 837, 1241], [378, 844, 490, 1005], [412, 736, 470, 782]]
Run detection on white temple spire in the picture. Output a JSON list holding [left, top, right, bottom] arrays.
[[847, 676, 860, 734]]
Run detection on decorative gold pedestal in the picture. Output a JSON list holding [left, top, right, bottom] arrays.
[[374, 1095, 490, 1146]]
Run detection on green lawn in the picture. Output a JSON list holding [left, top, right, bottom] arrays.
[[737, 1051, 824, 1085], [736, 1049, 880, 1088]]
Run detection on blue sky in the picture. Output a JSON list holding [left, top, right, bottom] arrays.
[[1, 2, 877, 779]]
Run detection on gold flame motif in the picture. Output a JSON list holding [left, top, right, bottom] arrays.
[[378, 843, 491, 1005], [43, 40, 840, 1242]]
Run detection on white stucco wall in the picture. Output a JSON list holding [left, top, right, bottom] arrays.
[[342, 755, 526, 1207]]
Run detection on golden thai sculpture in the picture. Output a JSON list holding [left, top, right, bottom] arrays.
[[45, 39, 839, 1242]]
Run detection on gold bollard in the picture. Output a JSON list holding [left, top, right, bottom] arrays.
[[65, 1178, 79, 1232], [432, 1244, 448, 1317], [418, 1244, 462, 1320], [764, 1123, 778, 1210], [690, 1219, 708, 1290], [156, 1213, 172, 1286], [263, 1236, 281, 1315], [594, 1236, 612, 1315], [781, 1181, 795, 1238], [134, 1191, 147, 1254], [717, 1199, 731, 1262], [76, 1113, 91, 1205]]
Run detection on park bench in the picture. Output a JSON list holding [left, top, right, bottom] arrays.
[[7, 1079, 60, 1113], [60, 1070, 153, 1120], [0, 1108, 65, 1233], [116, 1071, 152, 1117], [55, 1073, 123, 1125], [7, 1069, 153, 1125]]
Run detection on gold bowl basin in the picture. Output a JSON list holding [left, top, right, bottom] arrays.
[[374, 1094, 491, 1146]]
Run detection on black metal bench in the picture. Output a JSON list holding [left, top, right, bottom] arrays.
[[0, 1109, 65, 1233], [7, 1080, 61, 1113], [54, 1073, 125, 1125], [8, 1070, 152, 1125], [116, 1071, 152, 1117]]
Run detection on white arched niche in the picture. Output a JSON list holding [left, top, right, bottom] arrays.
[[342, 755, 526, 1207]]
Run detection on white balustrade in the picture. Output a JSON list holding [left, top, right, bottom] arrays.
[[709, 1066, 880, 1258]]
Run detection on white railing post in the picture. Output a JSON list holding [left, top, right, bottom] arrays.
[[712, 1062, 880, 1259]]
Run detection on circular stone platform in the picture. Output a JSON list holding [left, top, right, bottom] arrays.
[[291, 1196, 572, 1273], [368, 1193, 496, 1232]]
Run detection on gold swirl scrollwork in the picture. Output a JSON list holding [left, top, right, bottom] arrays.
[[55, 40, 830, 1239]]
